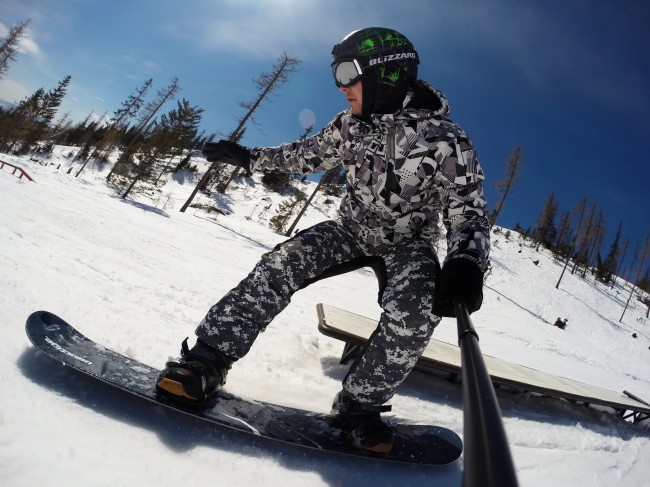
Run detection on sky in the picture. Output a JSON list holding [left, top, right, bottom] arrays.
[[1, 0, 649, 270]]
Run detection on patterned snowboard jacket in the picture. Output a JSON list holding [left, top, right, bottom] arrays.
[[249, 80, 490, 271]]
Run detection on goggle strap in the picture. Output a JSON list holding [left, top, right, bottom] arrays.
[[352, 58, 363, 75]]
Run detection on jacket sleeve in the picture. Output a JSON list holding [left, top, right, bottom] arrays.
[[248, 112, 346, 175], [435, 136, 491, 272]]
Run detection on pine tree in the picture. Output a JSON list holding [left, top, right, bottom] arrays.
[[13, 88, 44, 123], [180, 53, 302, 212], [572, 202, 597, 275], [120, 98, 204, 198], [132, 77, 180, 137], [533, 192, 558, 251], [0, 88, 42, 151], [108, 77, 180, 182], [40, 75, 71, 125], [0, 19, 30, 79], [597, 222, 622, 283], [556, 196, 588, 289], [0, 75, 70, 153], [77, 79, 153, 177], [152, 99, 204, 184], [490, 145, 523, 228], [554, 210, 572, 257], [21, 76, 71, 152], [74, 111, 108, 172], [49, 111, 73, 145], [119, 133, 162, 199], [112, 78, 153, 128], [65, 112, 96, 146], [321, 166, 346, 197], [621, 229, 650, 322], [269, 190, 307, 234], [611, 238, 630, 289], [581, 208, 606, 278], [284, 165, 342, 237], [219, 53, 302, 193]]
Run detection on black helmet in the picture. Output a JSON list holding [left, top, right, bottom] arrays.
[[331, 27, 419, 118]]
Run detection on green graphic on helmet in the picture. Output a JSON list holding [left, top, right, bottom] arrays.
[[379, 31, 409, 48], [356, 29, 410, 54], [359, 38, 375, 53], [380, 66, 403, 84]]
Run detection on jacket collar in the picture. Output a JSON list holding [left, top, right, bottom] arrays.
[[349, 80, 450, 129]]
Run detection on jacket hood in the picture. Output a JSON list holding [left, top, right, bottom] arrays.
[[355, 79, 450, 124], [406, 80, 450, 117], [354, 81, 450, 130]]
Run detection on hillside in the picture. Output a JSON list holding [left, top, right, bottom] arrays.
[[1, 148, 649, 487]]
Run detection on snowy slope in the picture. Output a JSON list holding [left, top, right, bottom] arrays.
[[1, 150, 649, 487]]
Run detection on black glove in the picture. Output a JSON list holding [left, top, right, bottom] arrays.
[[202, 140, 250, 172], [433, 258, 483, 317]]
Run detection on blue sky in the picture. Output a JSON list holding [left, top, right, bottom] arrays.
[[1, 0, 649, 273]]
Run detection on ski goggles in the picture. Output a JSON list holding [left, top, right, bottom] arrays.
[[332, 59, 364, 88]]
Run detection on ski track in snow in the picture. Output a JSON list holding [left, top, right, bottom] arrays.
[[0, 149, 649, 487]]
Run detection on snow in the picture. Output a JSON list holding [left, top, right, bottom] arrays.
[[1, 149, 649, 487]]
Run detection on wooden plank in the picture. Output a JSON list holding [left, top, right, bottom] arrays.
[[317, 303, 650, 415]]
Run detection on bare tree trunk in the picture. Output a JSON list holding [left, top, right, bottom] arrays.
[[180, 53, 301, 212], [581, 208, 605, 278], [611, 239, 630, 288], [179, 161, 217, 213], [121, 172, 142, 199], [153, 153, 179, 185], [555, 253, 573, 289], [74, 111, 109, 178], [572, 203, 596, 275], [284, 167, 338, 236], [620, 229, 650, 322], [490, 145, 522, 228], [556, 197, 588, 289], [218, 54, 301, 194], [533, 192, 557, 251]]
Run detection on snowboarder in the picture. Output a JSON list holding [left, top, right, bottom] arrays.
[[156, 27, 490, 453]]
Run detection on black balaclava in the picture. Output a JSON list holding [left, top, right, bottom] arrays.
[[360, 72, 411, 120]]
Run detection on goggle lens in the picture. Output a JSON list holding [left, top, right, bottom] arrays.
[[333, 59, 363, 87]]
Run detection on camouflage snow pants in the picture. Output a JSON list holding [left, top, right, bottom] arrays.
[[196, 220, 441, 406]]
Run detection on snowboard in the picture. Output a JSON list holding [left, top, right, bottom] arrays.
[[25, 310, 463, 466]]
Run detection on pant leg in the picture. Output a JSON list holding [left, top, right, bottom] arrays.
[[196, 220, 365, 358], [342, 238, 441, 406]]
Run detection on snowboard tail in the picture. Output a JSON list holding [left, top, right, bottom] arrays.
[[25, 310, 462, 466]]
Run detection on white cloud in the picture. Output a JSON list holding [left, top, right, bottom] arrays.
[[0, 20, 42, 57], [0, 77, 31, 103], [164, 0, 434, 62], [17, 34, 41, 56], [142, 59, 161, 72]]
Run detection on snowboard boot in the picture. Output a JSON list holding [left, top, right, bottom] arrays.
[[331, 391, 395, 453], [156, 338, 234, 407]]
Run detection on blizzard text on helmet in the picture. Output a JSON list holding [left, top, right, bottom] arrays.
[[368, 52, 418, 67]]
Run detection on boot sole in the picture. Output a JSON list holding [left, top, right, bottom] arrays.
[[351, 437, 394, 454], [156, 377, 201, 403]]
